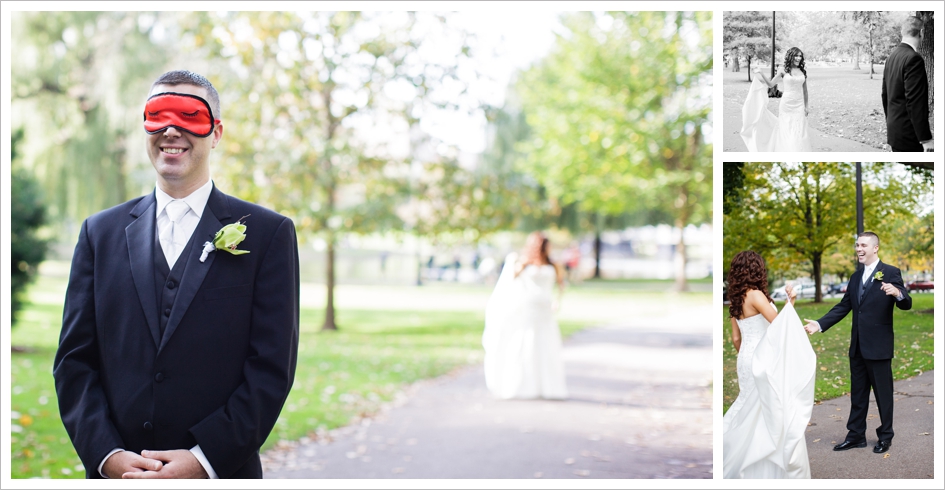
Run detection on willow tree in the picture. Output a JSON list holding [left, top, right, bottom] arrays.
[[10, 11, 172, 237], [515, 11, 712, 291], [184, 12, 488, 330]]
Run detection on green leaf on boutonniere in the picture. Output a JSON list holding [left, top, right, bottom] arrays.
[[873, 270, 884, 281]]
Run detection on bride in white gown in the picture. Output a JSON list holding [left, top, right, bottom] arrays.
[[723, 251, 816, 479], [740, 47, 813, 152], [482, 232, 568, 400]]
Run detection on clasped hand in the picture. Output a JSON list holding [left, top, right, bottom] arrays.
[[105, 449, 208, 479]]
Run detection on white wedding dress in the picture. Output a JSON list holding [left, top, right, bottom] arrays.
[[482, 253, 568, 399], [723, 302, 816, 479], [740, 71, 813, 152]]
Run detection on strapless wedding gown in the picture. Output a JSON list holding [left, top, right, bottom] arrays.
[[723, 302, 816, 479], [482, 255, 568, 399], [740, 71, 813, 152]]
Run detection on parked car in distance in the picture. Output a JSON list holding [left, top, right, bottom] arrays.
[[771, 283, 827, 300], [907, 280, 934, 292]]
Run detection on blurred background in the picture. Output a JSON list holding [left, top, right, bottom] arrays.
[[8, 9, 713, 478]]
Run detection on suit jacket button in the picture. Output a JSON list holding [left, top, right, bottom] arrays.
[[155, 372, 164, 382], [143, 421, 153, 431], [164, 308, 171, 317], [167, 280, 176, 289]]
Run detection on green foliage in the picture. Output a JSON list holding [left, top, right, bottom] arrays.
[[722, 295, 935, 413], [11, 129, 49, 325], [723, 163, 932, 293], [516, 11, 712, 224], [11, 12, 174, 231]]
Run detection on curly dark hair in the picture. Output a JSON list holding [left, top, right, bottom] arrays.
[[727, 251, 773, 319], [783, 47, 807, 78]]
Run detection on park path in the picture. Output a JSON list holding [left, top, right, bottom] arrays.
[[261, 304, 714, 479], [720, 66, 888, 153], [806, 370, 935, 479], [721, 93, 880, 153]]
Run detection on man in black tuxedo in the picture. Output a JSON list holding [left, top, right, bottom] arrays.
[[804, 232, 911, 455], [882, 16, 933, 152], [54, 70, 299, 478]]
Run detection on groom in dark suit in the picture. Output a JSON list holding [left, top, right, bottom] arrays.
[[804, 232, 911, 455], [54, 70, 300, 478], [882, 16, 933, 152]]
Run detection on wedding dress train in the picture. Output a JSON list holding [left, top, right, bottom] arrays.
[[723, 302, 816, 479], [740, 71, 813, 152], [482, 253, 568, 400]]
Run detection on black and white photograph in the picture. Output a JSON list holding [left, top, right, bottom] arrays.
[[722, 11, 935, 153]]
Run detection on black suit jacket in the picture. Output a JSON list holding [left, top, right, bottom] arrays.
[[54, 185, 300, 478], [882, 43, 932, 151], [816, 261, 911, 360]]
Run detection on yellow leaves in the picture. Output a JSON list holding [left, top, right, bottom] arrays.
[[820, 366, 828, 371], [19, 414, 33, 427], [883, 453, 890, 459]]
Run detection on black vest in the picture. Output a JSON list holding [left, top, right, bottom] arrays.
[[154, 228, 197, 338]]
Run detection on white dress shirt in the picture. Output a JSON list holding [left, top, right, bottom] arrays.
[[155, 180, 213, 268], [99, 179, 219, 479]]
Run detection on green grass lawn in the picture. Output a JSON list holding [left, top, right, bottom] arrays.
[[721, 294, 935, 414], [10, 270, 697, 478]]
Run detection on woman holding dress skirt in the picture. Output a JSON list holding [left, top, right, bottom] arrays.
[[723, 251, 816, 479], [483, 232, 568, 400], [740, 47, 813, 152]]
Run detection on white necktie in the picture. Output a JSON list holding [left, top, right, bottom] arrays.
[[162, 200, 191, 269]]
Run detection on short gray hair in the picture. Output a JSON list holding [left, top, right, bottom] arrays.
[[151, 70, 221, 119]]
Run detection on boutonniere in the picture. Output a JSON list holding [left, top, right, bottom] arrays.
[[200, 215, 251, 263], [873, 270, 884, 281]]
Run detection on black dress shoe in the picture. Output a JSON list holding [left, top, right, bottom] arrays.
[[873, 440, 891, 453], [833, 439, 867, 451]]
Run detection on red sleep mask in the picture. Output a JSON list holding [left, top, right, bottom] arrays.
[[143, 92, 220, 137]]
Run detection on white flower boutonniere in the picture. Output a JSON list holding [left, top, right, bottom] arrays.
[[200, 215, 251, 263], [873, 270, 884, 281]]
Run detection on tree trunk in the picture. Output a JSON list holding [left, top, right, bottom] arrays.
[[731, 48, 740, 72], [322, 232, 337, 331], [593, 231, 602, 279], [747, 56, 752, 82], [918, 11, 934, 118], [853, 45, 861, 70], [868, 26, 875, 79], [812, 251, 823, 303]]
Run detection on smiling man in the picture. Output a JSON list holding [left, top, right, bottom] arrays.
[[803, 232, 911, 456], [54, 70, 300, 479]]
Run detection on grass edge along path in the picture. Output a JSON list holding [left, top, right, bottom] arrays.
[[9, 273, 704, 479], [721, 295, 935, 414]]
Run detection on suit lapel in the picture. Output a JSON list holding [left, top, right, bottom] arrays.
[[126, 193, 162, 348], [159, 186, 231, 352]]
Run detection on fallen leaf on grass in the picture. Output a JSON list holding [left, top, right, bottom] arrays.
[[883, 454, 890, 459], [820, 367, 827, 371], [813, 439, 821, 443], [918, 432, 930, 436]]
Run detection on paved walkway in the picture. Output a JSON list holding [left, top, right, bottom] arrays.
[[806, 370, 935, 479], [721, 94, 882, 153], [262, 321, 713, 479]]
